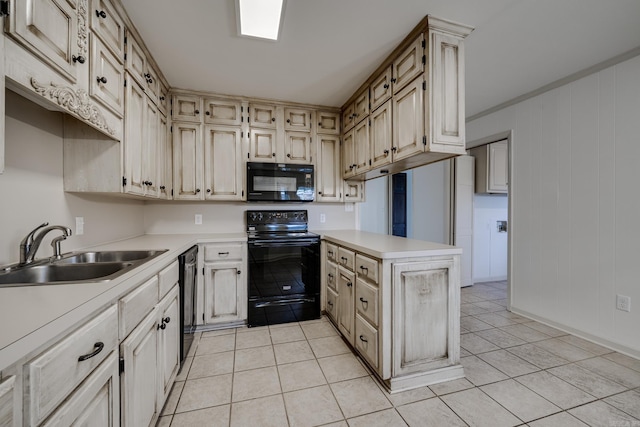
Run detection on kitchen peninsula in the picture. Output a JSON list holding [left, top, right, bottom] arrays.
[[320, 230, 463, 392]]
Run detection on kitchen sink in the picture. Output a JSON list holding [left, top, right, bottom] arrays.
[[0, 249, 168, 287], [55, 250, 167, 264]]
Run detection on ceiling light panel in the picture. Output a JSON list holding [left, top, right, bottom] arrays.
[[237, 0, 285, 41]]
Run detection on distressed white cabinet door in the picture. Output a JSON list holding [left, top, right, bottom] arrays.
[[352, 90, 369, 125], [158, 114, 172, 199], [249, 104, 277, 128], [317, 111, 340, 135], [342, 129, 355, 179], [284, 108, 311, 131], [158, 80, 170, 117], [204, 262, 246, 324], [204, 99, 243, 126], [41, 353, 119, 427], [370, 100, 392, 169], [172, 95, 202, 123], [11, 0, 82, 82], [144, 96, 160, 197], [125, 33, 146, 89], [392, 76, 424, 162], [249, 128, 278, 162], [392, 258, 459, 377], [204, 125, 243, 200], [90, 0, 125, 60], [337, 267, 355, 344], [342, 102, 355, 132], [316, 134, 342, 202], [370, 67, 392, 112], [488, 141, 508, 192], [343, 181, 365, 203], [120, 307, 159, 427], [123, 77, 146, 196], [392, 34, 424, 94], [285, 131, 311, 164], [157, 285, 180, 407], [90, 37, 125, 116], [354, 119, 370, 174], [0, 375, 16, 427], [172, 122, 203, 200]]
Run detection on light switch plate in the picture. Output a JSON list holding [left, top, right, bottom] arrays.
[[195, 214, 202, 225], [616, 294, 631, 312], [75, 217, 84, 235]]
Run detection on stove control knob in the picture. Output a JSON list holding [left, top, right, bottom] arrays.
[[249, 213, 257, 221], [257, 213, 263, 221]]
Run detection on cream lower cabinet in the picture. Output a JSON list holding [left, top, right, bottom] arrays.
[[199, 242, 248, 326], [120, 284, 179, 427], [322, 238, 462, 392], [470, 140, 508, 194], [316, 134, 342, 202], [0, 375, 16, 427]]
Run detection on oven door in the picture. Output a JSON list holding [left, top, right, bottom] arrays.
[[247, 238, 320, 326]]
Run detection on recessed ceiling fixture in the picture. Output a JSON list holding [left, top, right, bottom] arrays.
[[236, 0, 286, 41]]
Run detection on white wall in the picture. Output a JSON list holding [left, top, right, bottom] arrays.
[[467, 55, 640, 355], [0, 91, 145, 265], [144, 202, 355, 234], [473, 194, 508, 282], [358, 176, 389, 234], [410, 161, 450, 244]]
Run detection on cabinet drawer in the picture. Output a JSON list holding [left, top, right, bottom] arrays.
[[356, 254, 379, 285], [26, 305, 118, 427], [326, 286, 338, 323], [326, 260, 338, 292], [326, 243, 338, 262], [159, 261, 179, 299], [119, 276, 159, 339], [355, 315, 379, 371], [203, 243, 243, 261], [337, 247, 355, 271], [356, 279, 379, 327]]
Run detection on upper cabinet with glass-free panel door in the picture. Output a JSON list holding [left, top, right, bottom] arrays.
[[204, 125, 244, 201]]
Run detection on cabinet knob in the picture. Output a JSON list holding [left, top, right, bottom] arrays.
[[272, 153, 276, 157], [207, 189, 211, 193], [384, 149, 389, 156], [205, 111, 210, 115], [196, 188, 201, 193], [391, 78, 397, 83], [72, 55, 85, 64], [160, 185, 166, 190], [160, 96, 165, 101], [287, 153, 291, 158], [346, 282, 353, 287], [96, 10, 107, 18], [159, 323, 166, 330], [383, 83, 389, 89], [237, 270, 242, 275], [327, 301, 333, 307], [195, 110, 200, 114], [318, 122, 322, 127], [96, 76, 107, 84], [391, 146, 397, 152], [318, 191, 323, 195], [271, 117, 276, 122], [163, 317, 171, 323], [148, 181, 153, 186], [286, 119, 291, 123]]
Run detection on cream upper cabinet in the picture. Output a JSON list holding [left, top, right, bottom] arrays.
[[123, 77, 147, 196], [392, 76, 424, 162], [316, 134, 342, 202], [344, 181, 365, 202], [204, 98, 243, 126], [249, 128, 278, 162], [204, 125, 244, 200], [9, 0, 83, 83], [90, 0, 125, 60], [284, 108, 312, 131], [249, 103, 277, 128], [353, 90, 369, 124], [370, 100, 392, 169], [370, 67, 392, 112], [392, 34, 424, 94], [342, 102, 356, 133], [125, 33, 146, 88], [158, 114, 172, 199], [317, 111, 340, 135], [158, 80, 170, 116], [342, 129, 355, 179], [90, 37, 125, 115], [353, 119, 370, 173], [172, 122, 203, 200], [471, 140, 508, 194], [285, 131, 312, 164], [144, 96, 160, 197], [172, 94, 202, 123]]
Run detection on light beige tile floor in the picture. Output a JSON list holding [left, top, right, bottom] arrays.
[[158, 281, 640, 427]]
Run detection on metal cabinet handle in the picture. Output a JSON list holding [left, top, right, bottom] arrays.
[[327, 250, 333, 256], [158, 323, 166, 330], [346, 282, 353, 287], [96, 10, 107, 18], [271, 117, 276, 121], [97, 76, 107, 84], [205, 111, 211, 115], [160, 185, 166, 190], [391, 78, 397, 83], [218, 252, 229, 256], [207, 189, 211, 193], [237, 270, 242, 275], [160, 96, 165, 101], [195, 110, 200, 114], [196, 188, 201, 193], [163, 317, 171, 323], [272, 153, 276, 157], [287, 153, 291, 158], [286, 119, 291, 123], [383, 83, 389, 89], [384, 149, 389, 156], [78, 342, 104, 361], [360, 266, 368, 272], [359, 297, 368, 304], [327, 301, 333, 307], [359, 335, 368, 343], [72, 55, 85, 64]]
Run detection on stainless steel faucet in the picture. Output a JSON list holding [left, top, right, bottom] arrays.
[[20, 223, 73, 265]]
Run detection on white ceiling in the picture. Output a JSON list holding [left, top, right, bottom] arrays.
[[120, 0, 640, 118]]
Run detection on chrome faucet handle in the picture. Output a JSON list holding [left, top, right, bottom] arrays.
[[19, 222, 49, 264], [51, 235, 69, 260]]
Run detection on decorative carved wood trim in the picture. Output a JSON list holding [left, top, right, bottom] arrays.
[[77, 0, 89, 56], [30, 78, 116, 135]]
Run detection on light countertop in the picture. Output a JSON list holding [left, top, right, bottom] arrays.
[[317, 230, 461, 259], [0, 233, 246, 370]]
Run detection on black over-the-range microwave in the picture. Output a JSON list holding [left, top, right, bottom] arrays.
[[246, 162, 315, 202]]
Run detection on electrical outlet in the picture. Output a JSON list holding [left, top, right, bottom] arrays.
[[75, 217, 84, 235], [616, 294, 631, 312], [320, 214, 326, 223], [194, 214, 202, 225]]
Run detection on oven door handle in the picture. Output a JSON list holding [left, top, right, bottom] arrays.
[[249, 239, 319, 247]]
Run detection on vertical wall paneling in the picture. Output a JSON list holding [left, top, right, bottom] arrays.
[[466, 55, 640, 355]]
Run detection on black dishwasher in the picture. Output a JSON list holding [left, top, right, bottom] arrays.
[[178, 245, 198, 362]]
